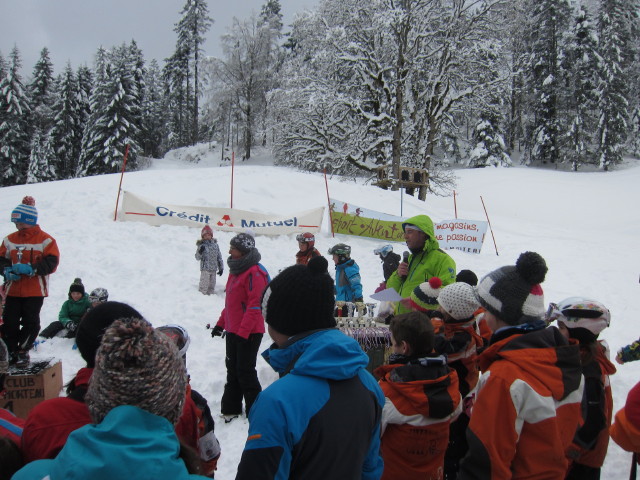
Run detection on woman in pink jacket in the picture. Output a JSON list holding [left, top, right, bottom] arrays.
[[211, 233, 269, 421]]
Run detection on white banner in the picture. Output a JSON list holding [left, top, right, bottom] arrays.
[[119, 191, 324, 235], [434, 219, 488, 253]]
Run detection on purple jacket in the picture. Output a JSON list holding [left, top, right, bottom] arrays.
[[216, 265, 269, 339]]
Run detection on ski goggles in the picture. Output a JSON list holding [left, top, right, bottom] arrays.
[[89, 294, 108, 303]]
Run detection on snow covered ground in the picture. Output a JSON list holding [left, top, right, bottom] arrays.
[[2, 145, 639, 479]]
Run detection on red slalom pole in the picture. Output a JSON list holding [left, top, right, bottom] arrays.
[[324, 168, 335, 237], [231, 151, 235, 208], [113, 144, 130, 221], [454, 190, 458, 219], [480, 195, 499, 256]]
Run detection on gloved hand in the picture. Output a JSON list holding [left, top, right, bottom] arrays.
[[199, 245, 205, 254], [12, 263, 33, 276], [217, 269, 223, 276], [3, 267, 20, 282], [211, 325, 224, 337], [66, 321, 78, 333]]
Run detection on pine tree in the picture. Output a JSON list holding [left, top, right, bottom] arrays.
[[564, 6, 600, 171], [0, 46, 32, 185], [468, 113, 512, 167], [141, 59, 168, 157], [596, 0, 637, 170], [127, 40, 146, 151], [27, 128, 57, 183], [163, 48, 191, 148], [174, 0, 213, 144], [28, 47, 56, 133], [76, 64, 93, 132], [50, 63, 82, 178], [526, 0, 572, 165], [77, 47, 140, 176]]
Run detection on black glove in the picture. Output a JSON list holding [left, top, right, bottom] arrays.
[[211, 325, 224, 337], [199, 245, 205, 254], [217, 269, 223, 276], [66, 321, 78, 333]]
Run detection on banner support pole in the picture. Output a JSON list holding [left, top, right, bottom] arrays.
[[454, 190, 458, 219], [113, 144, 130, 221], [324, 168, 335, 237], [480, 195, 499, 256], [231, 151, 235, 209]]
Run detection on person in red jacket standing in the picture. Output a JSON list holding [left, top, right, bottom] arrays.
[[0, 197, 59, 367], [211, 233, 269, 422], [294, 232, 321, 266]]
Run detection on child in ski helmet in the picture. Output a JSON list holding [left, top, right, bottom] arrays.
[[328, 243, 363, 303], [195, 225, 224, 295], [88, 288, 109, 308], [295, 232, 322, 266], [547, 297, 615, 479], [373, 245, 401, 283], [157, 324, 221, 476]]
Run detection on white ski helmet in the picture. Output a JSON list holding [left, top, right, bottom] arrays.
[[89, 288, 109, 303], [157, 324, 191, 361], [547, 297, 611, 337]]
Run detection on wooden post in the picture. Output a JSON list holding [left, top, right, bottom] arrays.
[[113, 144, 130, 221]]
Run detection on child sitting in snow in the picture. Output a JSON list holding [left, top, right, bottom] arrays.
[[39, 278, 90, 339], [195, 225, 223, 295], [375, 311, 461, 480]]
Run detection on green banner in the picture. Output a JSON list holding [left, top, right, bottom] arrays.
[[331, 211, 404, 241]]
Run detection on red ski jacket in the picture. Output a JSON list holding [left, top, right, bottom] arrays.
[[0, 225, 59, 297]]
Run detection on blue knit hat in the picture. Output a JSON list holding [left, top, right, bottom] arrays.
[[11, 196, 38, 225]]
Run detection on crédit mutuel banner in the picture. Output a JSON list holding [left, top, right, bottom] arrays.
[[120, 191, 324, 235], [330, 198, 488, 253]]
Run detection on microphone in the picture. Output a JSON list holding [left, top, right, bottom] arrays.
[[400, 251, 410, 279]]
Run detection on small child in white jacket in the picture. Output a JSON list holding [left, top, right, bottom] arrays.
[[195, 225, 224, 295]]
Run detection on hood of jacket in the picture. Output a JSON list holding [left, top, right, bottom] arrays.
[[402, 215, 440, 252], [14, 405, 205, 480], [376, 356, 460, 418], [263, 328, 369, 380], [479, 326, 582, 402]]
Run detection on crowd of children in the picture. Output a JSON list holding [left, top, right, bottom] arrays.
[[2, 203, 639, 480]]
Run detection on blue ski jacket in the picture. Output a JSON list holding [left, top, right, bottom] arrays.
[[334, 259, 363, 301], [236, 328, 384, 480], [12, 405, 208, 480]]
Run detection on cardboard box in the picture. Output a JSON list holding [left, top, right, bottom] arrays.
[[2, 359, 63, 419]]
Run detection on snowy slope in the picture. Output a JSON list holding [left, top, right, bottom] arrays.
[[2, 146, 639, 479]]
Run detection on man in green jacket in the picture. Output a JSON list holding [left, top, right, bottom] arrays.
[[386, 215, 456, 315]]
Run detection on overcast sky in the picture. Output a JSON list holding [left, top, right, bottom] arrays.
[[0, 0, 318, 77]]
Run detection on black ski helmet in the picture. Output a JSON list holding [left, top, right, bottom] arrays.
[[328, 243, 351, 263]]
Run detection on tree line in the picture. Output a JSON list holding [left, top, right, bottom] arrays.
[[1, 0, 638, 199]]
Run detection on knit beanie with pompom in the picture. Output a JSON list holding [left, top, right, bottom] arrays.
[[11, 196, 38, 225], [86, 317, 187, 425], [409, 277, 442, 312], [475, 251, 548, 325]]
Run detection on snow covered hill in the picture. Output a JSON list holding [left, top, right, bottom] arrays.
[[2, 146, 639, 478]]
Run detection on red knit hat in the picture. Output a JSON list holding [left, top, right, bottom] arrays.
[[201, 225, 213, 237]]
